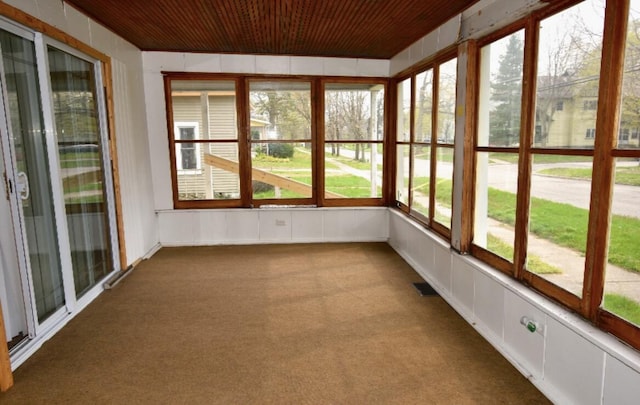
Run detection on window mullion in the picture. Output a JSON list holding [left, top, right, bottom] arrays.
[[583, 0, 629, 320], [238, 77, 251, 207], [514, 17, 538, 281], [314, 79, 322, 206], [429, 66, 439, 222]]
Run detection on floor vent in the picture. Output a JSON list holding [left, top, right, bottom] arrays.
[[413, 282, 439, 296]]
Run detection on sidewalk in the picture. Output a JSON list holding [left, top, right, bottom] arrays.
[[488, 219, 640, 302]]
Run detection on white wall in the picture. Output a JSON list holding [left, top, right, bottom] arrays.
[[141, 51, 390, 211], [388, 0, 548, 76], [4, 0, 159, 266], [388, 210, 640, 405], [158, 207, 388, 246]]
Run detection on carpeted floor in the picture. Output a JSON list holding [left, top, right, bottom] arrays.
[[0, 243, 550, 404]]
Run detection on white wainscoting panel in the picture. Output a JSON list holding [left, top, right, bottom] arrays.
[[387, 209, 640, 405], [157, 208, 388, 246]]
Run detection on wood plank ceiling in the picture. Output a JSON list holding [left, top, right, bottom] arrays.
[[63, 0, 479, 59]]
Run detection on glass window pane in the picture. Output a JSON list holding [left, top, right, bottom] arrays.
[[396, 144, 410, 205], [526, 154, 594, 296], [474, 152, 519, 261], [410, 145, 430, 218], [2, 31, 65, 320], [437, 59, 457, 145], [478, 30, 524, 148], [171, 80, 237, 140], [324, 143, 383, 199], [534, 0, 605, 149], [171, 80, 240, 201], [325, 83, 385, 142], [252, 142, 311, 199], [48, 46, 113, 297], [414, 69, 433, 143], [603, 157, 640, 324], [618, 0, 640, 150], [177, 143, 240, 200], [397, 78, 411, 142], [433, 147, 454, 227], [250, 81, 311, 141]]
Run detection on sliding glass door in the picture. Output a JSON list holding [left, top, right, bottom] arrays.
[[0, 21, 119, 357], [0, 29, 65, 328], [47, 47, 113, 298]]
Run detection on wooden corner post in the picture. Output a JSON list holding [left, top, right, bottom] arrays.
[[0, 300, 14, 391]]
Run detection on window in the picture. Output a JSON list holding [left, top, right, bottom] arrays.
[[585, 128, 596, 139], [603, 0, 640, 333], [396, 78, 411, 206], [526, 0, 604, 297], [175, 123, 200, 171], [166, 75, 387, 208], [395, 54, 457, 236], [473, 29, 525, 268], [469, 0, 640, 351], [618, 128, 630, 143], [169, 79, 241, 205], [323, 81, 385, 201], [411, 69, 433, 219], [249, 80, 313, 203]]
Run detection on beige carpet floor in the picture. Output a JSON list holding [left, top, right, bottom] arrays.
[[0, 243, 550, 404]]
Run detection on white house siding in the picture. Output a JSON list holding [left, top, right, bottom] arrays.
[[208, 95, 240, 195], [172, 96, 207, 199], [172, 94, 240, 199]]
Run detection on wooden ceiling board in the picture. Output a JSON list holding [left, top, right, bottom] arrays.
[[63, 0, 479, 59]]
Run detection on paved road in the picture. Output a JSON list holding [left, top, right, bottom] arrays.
[[487, 161, 639, 218], [334, 148, 639, 218]]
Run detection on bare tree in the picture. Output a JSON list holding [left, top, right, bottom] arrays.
[[536, 6, 602, 146]]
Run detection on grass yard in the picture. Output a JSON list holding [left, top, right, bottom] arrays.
[[486, 187, 640, 273], [253, 174, 377, 199], [486, 234, 561, 274], [327, 154, 382, 171], [538, 164, 640, 186], [491, 153, 593, 164], [59, 151, 101, 169], [413, 176, 640, 273], [604, 293, 640, 325]]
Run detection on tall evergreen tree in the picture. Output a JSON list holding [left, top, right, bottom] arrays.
[[490, 35, 524, 146]]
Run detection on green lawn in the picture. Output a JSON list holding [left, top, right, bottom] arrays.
[[253, 174, 376, 199], [329, 155, 382, 171], [486, 187, 640, 273], [486, 234, 561, 274], [604, 293, 640, 325], [490, 153, 593, 164], [59, 151, 101, 169], [538, 164, 640, 186], [413, 176, 640, 273], [252, 148, 382, 199]]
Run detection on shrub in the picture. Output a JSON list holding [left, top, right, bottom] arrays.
[[267, 143, 294, 159]]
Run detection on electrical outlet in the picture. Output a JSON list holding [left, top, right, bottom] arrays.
[[275, 219, 286, 226]]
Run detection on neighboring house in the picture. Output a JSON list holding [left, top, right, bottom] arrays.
[[536, 75, 640, 148], [172, 93, 270, 200]]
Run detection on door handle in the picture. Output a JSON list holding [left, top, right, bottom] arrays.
[[16, 171, 29, 200]]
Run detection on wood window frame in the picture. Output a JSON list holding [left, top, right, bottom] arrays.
[[392, 48, 458, 241], [164, 73, 389, 209], [319, 78, 389, 207], [468, 0, 640, 351]]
